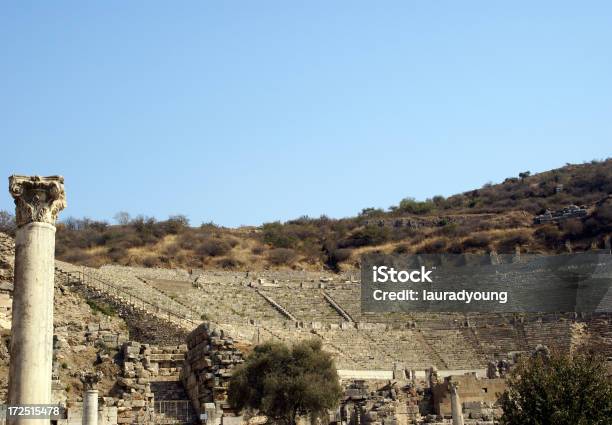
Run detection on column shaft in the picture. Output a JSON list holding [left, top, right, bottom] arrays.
[[7, 222, 56, 424], [451, 385, 464, 425], [83, 390, 99, 425]]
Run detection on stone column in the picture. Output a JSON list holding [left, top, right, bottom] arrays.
[[83, 390, 98, 425], [7, 175, 66, 424], [450, 383, 464, 425], [81, 371, 102, 425]]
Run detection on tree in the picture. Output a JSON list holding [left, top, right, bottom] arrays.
[[163, 215, 190, 234], [398, 197, 434, 214], [518, 171, 531, 179], [500, 349, 612, 425], [228, 339, 342, 425], [114, 211, 131, 225], [0, 210, 16, 235]]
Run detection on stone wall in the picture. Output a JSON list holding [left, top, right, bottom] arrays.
[[113, 342, 157, 424], [181, 323, 244, 423], [432, 374, 506, 418], [0, 233, 14, 291]]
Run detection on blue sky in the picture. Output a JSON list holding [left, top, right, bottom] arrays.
[[1, 1, 610, 227]]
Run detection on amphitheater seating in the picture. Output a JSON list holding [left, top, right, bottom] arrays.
[[56, 263, 591, 372], [259, 287, 344, 323]]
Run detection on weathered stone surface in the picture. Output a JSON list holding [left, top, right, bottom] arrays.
[[9, 175, 66, 227], [8, 174, 66, 423]]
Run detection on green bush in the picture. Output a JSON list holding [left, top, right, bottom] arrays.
[[262, 222, 298, 249], [398, 197, 434, 214], [229, 340, 342, 425], [500, 350, 612, 424], [86, 300, 116, 316], [339, 225, 390, 248]]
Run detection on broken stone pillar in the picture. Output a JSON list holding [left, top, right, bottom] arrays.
[[7, 175, 66, 424], [81, 371, 102, 425], [450, 383, 464, 425], [83, 390, 98, 425]]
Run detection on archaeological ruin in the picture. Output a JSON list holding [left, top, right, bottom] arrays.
[[0, 175, 610, 425]]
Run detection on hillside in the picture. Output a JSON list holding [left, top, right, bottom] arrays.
[[2, 159, 609, 272]]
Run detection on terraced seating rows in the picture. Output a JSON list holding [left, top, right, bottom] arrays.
[[259, 287, 344, 323], [421, 329, 487, 369], [55, 262, 583, 372], [316, 329, 449, 370], [471, 326, 524, 357], [524, 320, 573, 352], [147, 279, 288, 326], [587, 315, 612, 357]]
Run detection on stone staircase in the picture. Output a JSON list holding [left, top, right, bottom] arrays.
[[151, 346, 197, 424], [259, 287, 345, 323]]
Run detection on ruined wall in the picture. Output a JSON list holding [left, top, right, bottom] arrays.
[[113, 341, 157, 424], [433, 374, 506, 417], [181, 323, 244, 422], [0, 233, 14, 289]]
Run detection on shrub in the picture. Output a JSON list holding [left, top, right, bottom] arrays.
[[162, 243, 180, 256], [178, 232, 201, 250], [561, 219, 584, 238], [86, 300, 116, 316], [217, 257, 242, 269], [262, 222, 298, 249], [462, 234, 491, 249], [196, 239, 232, 257], [497, 232, 530, 253], [398, 197, 434, 214], [142, 255, 161, 267], [324, 248, 352, 272], [162, 215, 190, 234], [419, 238, 447, 253], [108, 246, 128, 263], [63, 248, 90, 264], [251, 245, 264, 255], [228, 340, 342, 425], [500, 350, 612, 424], [268, 248, 296, 265], [358, 207, 386, 217], [227, 238, 240, 248], [534, 225, 562, 246], [339, 226, 390, 248]]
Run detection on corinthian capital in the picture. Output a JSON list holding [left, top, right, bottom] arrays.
[[8, 175, 66, 227]]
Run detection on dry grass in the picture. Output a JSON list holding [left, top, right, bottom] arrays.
[[52, 160, 611, 271]]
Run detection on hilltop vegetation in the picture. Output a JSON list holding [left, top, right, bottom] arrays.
[[1, 159, 610, 271]]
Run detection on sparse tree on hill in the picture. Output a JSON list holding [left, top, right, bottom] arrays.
[[228, 339, 342, 425], [114, 211, 131, 225], [500, 349, 612, 425]]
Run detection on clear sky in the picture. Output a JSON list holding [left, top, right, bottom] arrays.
[[1, 1, 610, 227]]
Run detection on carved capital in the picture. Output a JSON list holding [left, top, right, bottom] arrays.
[[80, 371, 103, 390], [8, 175, 66, 227]]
